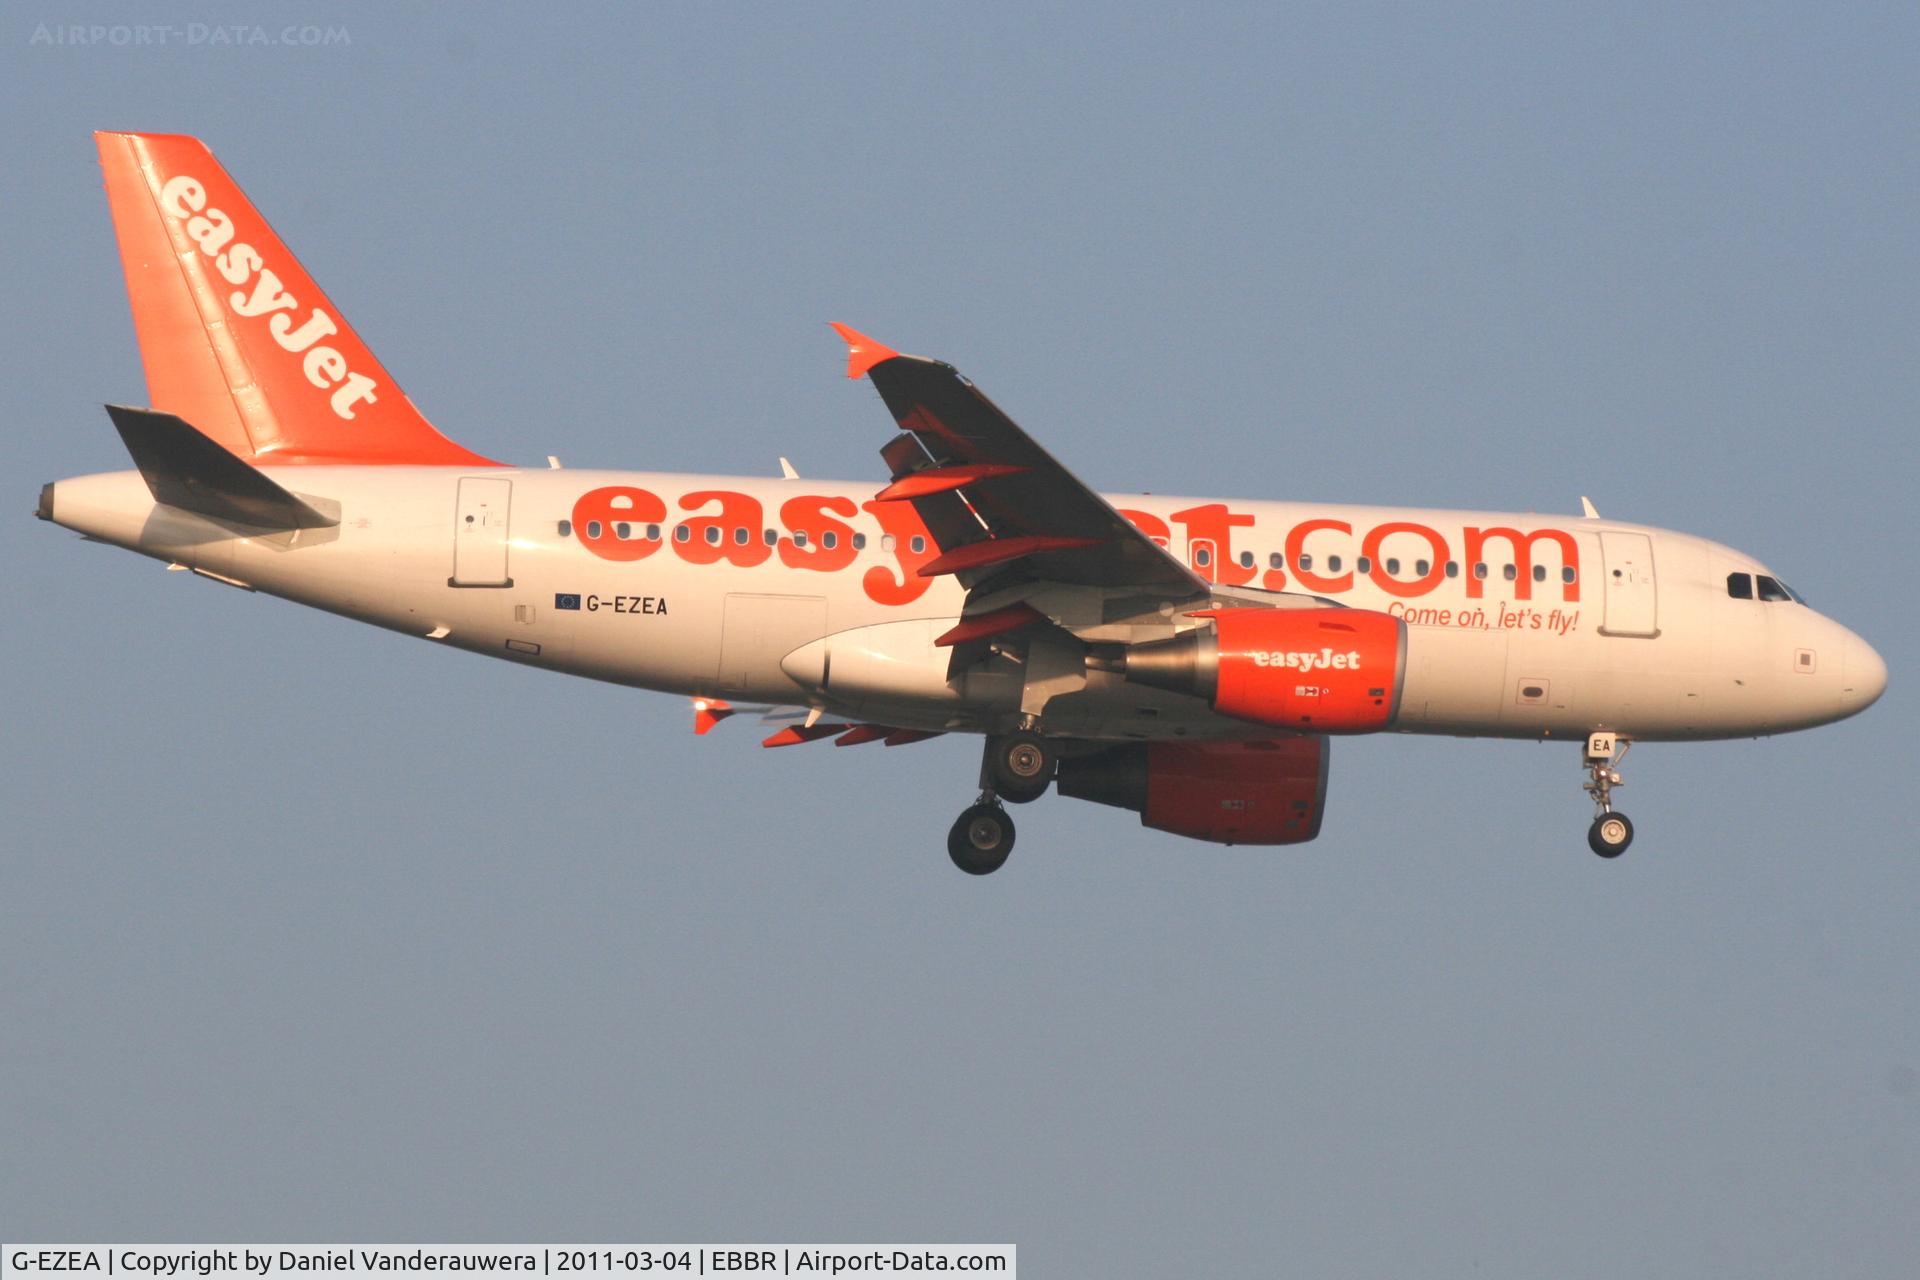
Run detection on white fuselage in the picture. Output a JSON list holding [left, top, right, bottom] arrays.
[[44, 466, 1886, 743]]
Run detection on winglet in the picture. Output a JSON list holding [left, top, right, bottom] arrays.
[[829, 322, 900, 380], [1579, 496, 1601, 519], [692, 697, 735, 735]]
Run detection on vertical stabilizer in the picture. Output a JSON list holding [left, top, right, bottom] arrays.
[[95, 131, 499, 467]]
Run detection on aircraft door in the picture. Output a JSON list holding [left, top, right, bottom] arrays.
[[1598, 531, 1658, 637], [450, 477, 513, 587]]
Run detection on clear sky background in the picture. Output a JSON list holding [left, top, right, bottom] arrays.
[[3, 2, 1915, 1273]]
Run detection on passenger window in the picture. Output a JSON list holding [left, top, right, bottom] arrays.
[[1195, 546, 1212, 567], [822, 531, 838, 550], [1327, 555, 1343, 573], [1298, 554, 1313, 571], [586, 521, 602, 540], [1562, 566, 1576, 584], [1239, 550, 1254, 569], [1356, 556, 1371, 574], [1727, 572, 1753, 599], [1445, 561, 1459, 578], [1502, 564, 1517, 581], [1415, 559, 1430, 576], [614, 521, 631, 540], [1385, 558, 1401, 576], [1756, 575, 1792, 603], [674, 525, 690, 543], [793, 531, 808, 548], [1269, 552, 1285, 569], [1473, 563, 1488, 580], [733, 527, 749, 545], [764, 529, 777, 546], [853, 532, 867, 551], [911, 535, 926, 554], [882, 534, 898, 553], [646, 524, 661, 541], [1532, 564, 1546, 582], [557, 519, 572, 538]]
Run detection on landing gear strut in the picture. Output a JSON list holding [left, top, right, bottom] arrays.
[[948, 796, 1014, 875], [1582, 732, 1634, 858]]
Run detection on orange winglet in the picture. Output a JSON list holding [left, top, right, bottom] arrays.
[[693, 697, 735, 735], [882, 729, 945, 746], [918, 534, 1099, 578], [874, 463, 1029, 502], [762, 723, 851, 747], [833, 724, 895, 747], [828, 322, 900, 380], [935, 602, 1048, 647]]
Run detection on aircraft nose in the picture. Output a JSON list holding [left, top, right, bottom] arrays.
[[1841, 629, 1888, 712]]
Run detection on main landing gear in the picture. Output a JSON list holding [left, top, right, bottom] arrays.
[[987, 729, 1057, 804], [948, 797, 1015, 876], [946, 730, 1059, 874], [1583, 732, 1634, 858]]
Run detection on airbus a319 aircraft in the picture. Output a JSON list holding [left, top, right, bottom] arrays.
[[40, 132, 1887, 873]]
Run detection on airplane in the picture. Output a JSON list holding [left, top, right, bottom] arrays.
[[38, 132, 1888, 874]]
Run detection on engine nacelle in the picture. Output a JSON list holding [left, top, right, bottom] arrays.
[[1056, 739, 1330, 845], [1117, 608, 1406, 733]]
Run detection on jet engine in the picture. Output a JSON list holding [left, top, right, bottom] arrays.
[[1111, 608, 1406, 733], [1056, 738, 1329, 845]]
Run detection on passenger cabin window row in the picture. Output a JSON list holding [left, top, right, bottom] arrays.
[[1254, 550, 1573, 584], [554, 520, 869, 551], [552, 518, 1578, 587]]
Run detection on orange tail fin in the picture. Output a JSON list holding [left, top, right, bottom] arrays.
[[95, 131, 499, 467]]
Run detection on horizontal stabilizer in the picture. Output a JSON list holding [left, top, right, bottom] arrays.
[[105, 404, 338, 529]]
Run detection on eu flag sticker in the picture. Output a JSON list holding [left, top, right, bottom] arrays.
[[554, 593, 582, 611]]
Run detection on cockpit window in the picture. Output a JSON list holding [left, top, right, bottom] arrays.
[[1727, 572, 1753, 599], [1756, 575, 1794, 603]]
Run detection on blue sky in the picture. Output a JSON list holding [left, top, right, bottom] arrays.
[[3, 3, 1915, 1273]]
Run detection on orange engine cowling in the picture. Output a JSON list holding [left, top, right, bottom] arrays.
[[1056, 739, 1330, 845], [1118, 607, 1406, 733]]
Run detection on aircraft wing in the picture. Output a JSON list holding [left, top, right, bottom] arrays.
[[833, 324, 1209, 601]]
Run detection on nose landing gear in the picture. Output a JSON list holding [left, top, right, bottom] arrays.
[[1583, 732, 1633, 858]]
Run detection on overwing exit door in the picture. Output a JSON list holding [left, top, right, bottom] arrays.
[[450, 476, 513, 587]]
